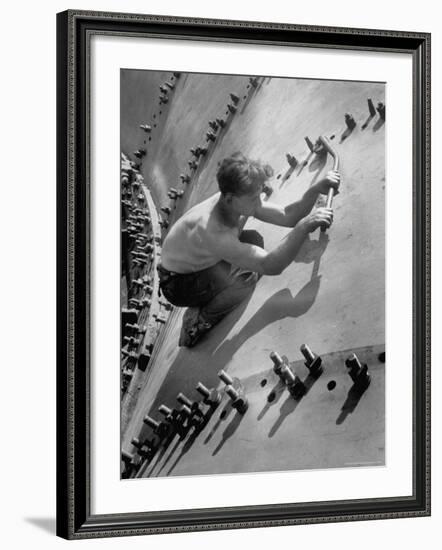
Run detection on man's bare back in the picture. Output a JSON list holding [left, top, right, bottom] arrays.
[[161, 192, 243, 273]]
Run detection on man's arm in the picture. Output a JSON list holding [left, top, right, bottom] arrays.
[[210, 208, 333, 276], [254, 170, 340, 228]]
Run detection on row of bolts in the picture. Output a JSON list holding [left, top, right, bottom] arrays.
[[130, 75, 181, 163], [134, 95, 386, 225], [132, 72, 185, 211], [135, 95, 384, 176], [132, 77, 262, 227], [121, 164, 172, 370], [160, 90, 244, 227], [125, 346, 371, 468], [285, 98, 386, 170]]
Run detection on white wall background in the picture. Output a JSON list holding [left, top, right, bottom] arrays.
[[0, 0, 439, 548]]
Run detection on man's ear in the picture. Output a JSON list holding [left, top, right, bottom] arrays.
[[263, 164, 274, 178]]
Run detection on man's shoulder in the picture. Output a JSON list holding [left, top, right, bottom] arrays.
[[185, 192, 219, 216]]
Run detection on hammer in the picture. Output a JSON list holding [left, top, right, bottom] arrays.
[[317, 135, 340, 233]]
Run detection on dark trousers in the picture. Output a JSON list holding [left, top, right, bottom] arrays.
[[158, 230, 264, 325]]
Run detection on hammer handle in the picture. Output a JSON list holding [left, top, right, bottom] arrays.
[[318, 136, 340, 231]]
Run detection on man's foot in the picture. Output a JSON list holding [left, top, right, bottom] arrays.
[[179, 307, 212, 348]]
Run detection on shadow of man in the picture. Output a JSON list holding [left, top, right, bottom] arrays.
[[139, 231, 328, 443]]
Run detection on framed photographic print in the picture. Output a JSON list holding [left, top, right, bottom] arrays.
[[56, 9, 431, 539]]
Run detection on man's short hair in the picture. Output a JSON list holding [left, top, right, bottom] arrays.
[[216, 152, 273, 196]]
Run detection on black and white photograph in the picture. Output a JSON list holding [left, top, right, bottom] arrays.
[[120, 69, 386, 479], [51, 5, 431, 542]]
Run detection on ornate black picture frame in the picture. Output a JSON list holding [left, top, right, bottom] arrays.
[[56, 9, 431, 539]]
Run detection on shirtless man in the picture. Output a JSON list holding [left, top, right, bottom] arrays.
[[159, 152, 340, 347]]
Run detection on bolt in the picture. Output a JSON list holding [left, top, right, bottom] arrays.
[[177, 393, 204, 418], [131, 437, 145, 450], [129, 298, 151, 309], [226, 385, 248, 414], [300, 344, 323, 377], [137, 243, 153, 253], [143, 416, 171, 440], [133, 148, 146, 159], [159, 405, 173, 417], [227, 104, 237, 114], [216, 118, 226, 128], [121, 349, 139, 361], [140, 124, 152, 132], [137, 444, 156, 459], [196, 382, 211, 399], [159, 85, 168, 94], [346, 353, 362, 381], [131, 222, 144, 230], [345, 353, 371, 389], [286, 153, 298, 168], [188, 160, 198, 170], [196, 382, 222, 407], [206, 132, 216, 142], [177, 392, 193, 408], [300, 344, 315, 363], [270, 351, 286, 374], [345, 113, 357, 130], [218, 370, 233, 386], [125, 323, 147, 334], [167, 409, 187, 437], [226, 385, 239, 400], [143, 416, 158, 430], [377, 102, 385, 120], [122, 450, 135, 463], [209, 120, 219, 131], [249, 77, 259, 88], [273, 363, 305, 398], [180, 174, 191, 184], [367, 98, 376, 117], [287, 374, 306, 399], [161, 206, 171, 215], [311, 139, 322, 153], [230, 93, 240, 105], [173, 72, 181, 78], [280, 364, 296, 385], [165, 82, 175, 90], [180, 404, 192, 418], [121, 368, 134, 381], [123, 336, 142, 348]]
